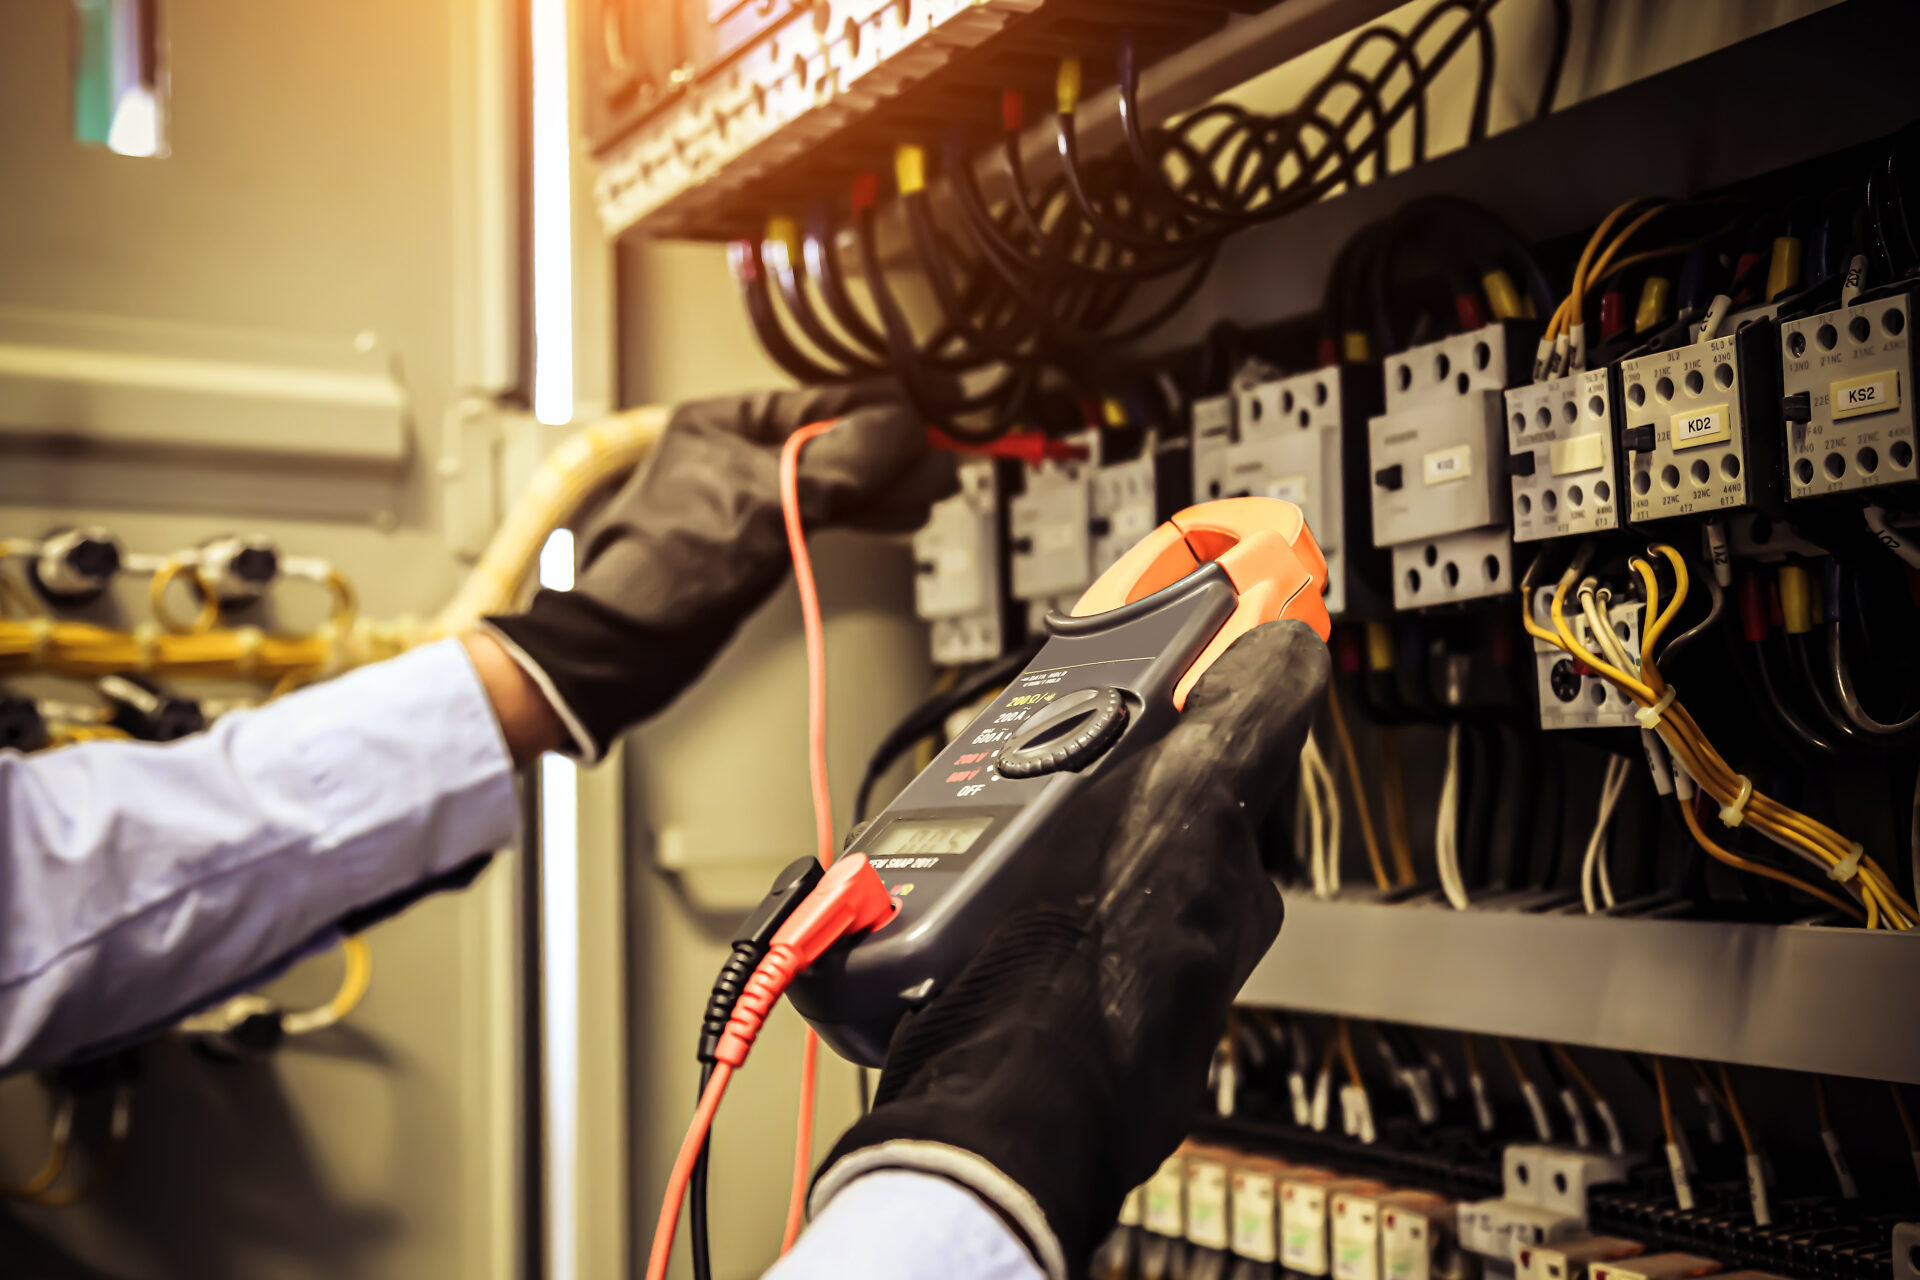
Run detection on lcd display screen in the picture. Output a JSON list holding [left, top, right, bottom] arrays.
[[867, 815, 994, 859]]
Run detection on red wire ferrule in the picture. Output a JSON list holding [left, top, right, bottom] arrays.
[[850, 173, 880, 213], [1599, 290, 1626, 341], [1456, 294, 1486, 331], [714, 855, 897, 1069], [1001, 89, 1024, 134], [1738, 575, 1769, 643]]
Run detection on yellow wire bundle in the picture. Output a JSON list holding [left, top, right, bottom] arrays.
[[0, 405, 668, 688], [1521, 542, 1917, 929]]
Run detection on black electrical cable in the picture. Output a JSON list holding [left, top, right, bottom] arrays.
[[689, 857, 827, 1280], [803, 211, 889, 359], [1115, 0, 1492, 229], [1537, 0, 1570, 119], [853, 640, 1045, 824], [1751, 631, 1842, 756], [729, 238, 857, 385], [690, 1062, 717, 1280], [764, 233, 888, 378]]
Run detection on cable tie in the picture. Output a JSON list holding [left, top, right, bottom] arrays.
[[27, 616, 55, 664], [234, 626, 264, 677], [1636, 684, 1678, 728], [1828, 843, 1865, 884], [133, 622, 160, 672], [1718, 774, 1754, 828]]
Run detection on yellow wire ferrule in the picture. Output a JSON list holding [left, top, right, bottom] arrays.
[[1636, 684, 1678, 729], [1102, 398, 1127, 427], [1482, 270, 1523, 321], [1365, 620, 1394, 671], [1829, 843, 1865, 884], [1343, 331, 1371, 363], [766, 215, 802, 266], [894, 145, 927, 197], [1766, 236, 1803, 302], [1719, 775, 1755, 828], [1778, 564, 1814, 634], [1056, 57, 1082, 115], [1634, 277, 1671, 333]]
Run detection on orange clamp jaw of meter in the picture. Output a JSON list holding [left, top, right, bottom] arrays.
[[1070, 496, 1330, 708]]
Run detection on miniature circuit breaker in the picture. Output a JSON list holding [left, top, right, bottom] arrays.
[[1779, 292, 1918, 497], [1007, 447, 1094, 628], [912, 457, 1017, 664], [1506, 367, 1626, 541], [1369, 323, 1534, 610]]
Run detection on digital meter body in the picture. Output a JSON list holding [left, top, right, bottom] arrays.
[[788, 497, 1330, 1067]]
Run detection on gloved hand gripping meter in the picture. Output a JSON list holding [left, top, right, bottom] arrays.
[[789, 497, 1331, 1066]]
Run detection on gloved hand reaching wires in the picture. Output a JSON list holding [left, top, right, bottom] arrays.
[[485, 382, 954, 760], [805, 619, 1330, 1280]]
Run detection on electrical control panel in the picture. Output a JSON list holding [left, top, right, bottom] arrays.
[[1530, 587, 1643, 731], [1506, 368, 1625, 541], [1779, 293, 1918, 497], [588, 0, 1257, 240], [912, 457, 1016, 664], [1370, 324, 1531, 610], [1619, 322, 1782, 522], [1228, 367, 1382, 618]]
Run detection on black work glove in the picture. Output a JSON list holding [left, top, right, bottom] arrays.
[[810, 620, 1330, 1280], [486, 383, 952, 759]]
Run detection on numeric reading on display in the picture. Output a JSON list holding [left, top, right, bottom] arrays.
[[867, 815, 993, 859]]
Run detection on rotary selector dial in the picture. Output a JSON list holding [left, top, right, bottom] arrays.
[[995, 687, 1128, 779]]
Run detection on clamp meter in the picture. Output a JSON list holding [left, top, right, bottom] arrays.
[[789, 497, 1331, 1066]]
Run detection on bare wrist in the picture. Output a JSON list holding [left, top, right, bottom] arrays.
[[461, 630, 566, 766]]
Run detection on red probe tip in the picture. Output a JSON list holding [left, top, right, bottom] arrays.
[[713, 855, 896, 1069]]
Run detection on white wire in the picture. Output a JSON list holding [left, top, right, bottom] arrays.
[[1581, 756, 1632, 913], [1866, 506, 1920, 573], [1437, 724, 1468, 909], [1313, 734, 1342, 896], [1301, 735, 1329, 897], [1300, 732, 1342, 898]]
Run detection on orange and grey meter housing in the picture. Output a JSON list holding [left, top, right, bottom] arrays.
[[789, 497, 1330, 1066]]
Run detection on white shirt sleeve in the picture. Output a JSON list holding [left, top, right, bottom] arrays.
[[0, 638, 520, 1073], [765, 1170, 1044, 1280]]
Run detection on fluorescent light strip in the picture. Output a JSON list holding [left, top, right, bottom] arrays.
[[530, 0, 574, 426], [537, 529, 579, 1280]]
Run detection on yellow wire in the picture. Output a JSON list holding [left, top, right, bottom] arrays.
[[282, 936, 373, 1033], [1497, 1037, 1534, 1092], [1378, 729, 1416, 886], [1528, 541, 1915, 928], [1326, 684, 1391, 892], [149, 560, 220, 635], [0, 1095, 73, 1201], [1336, 1019, 1364, 1089], [1718, 1063, 1755, 1155], [1679, 796, 1864, 922], [1552, 1044, 1604, 1106], [1550, 199, 1658, 341], [1892, 1083, 1919, 1151], [1654, 1056, 1677, 1145]]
